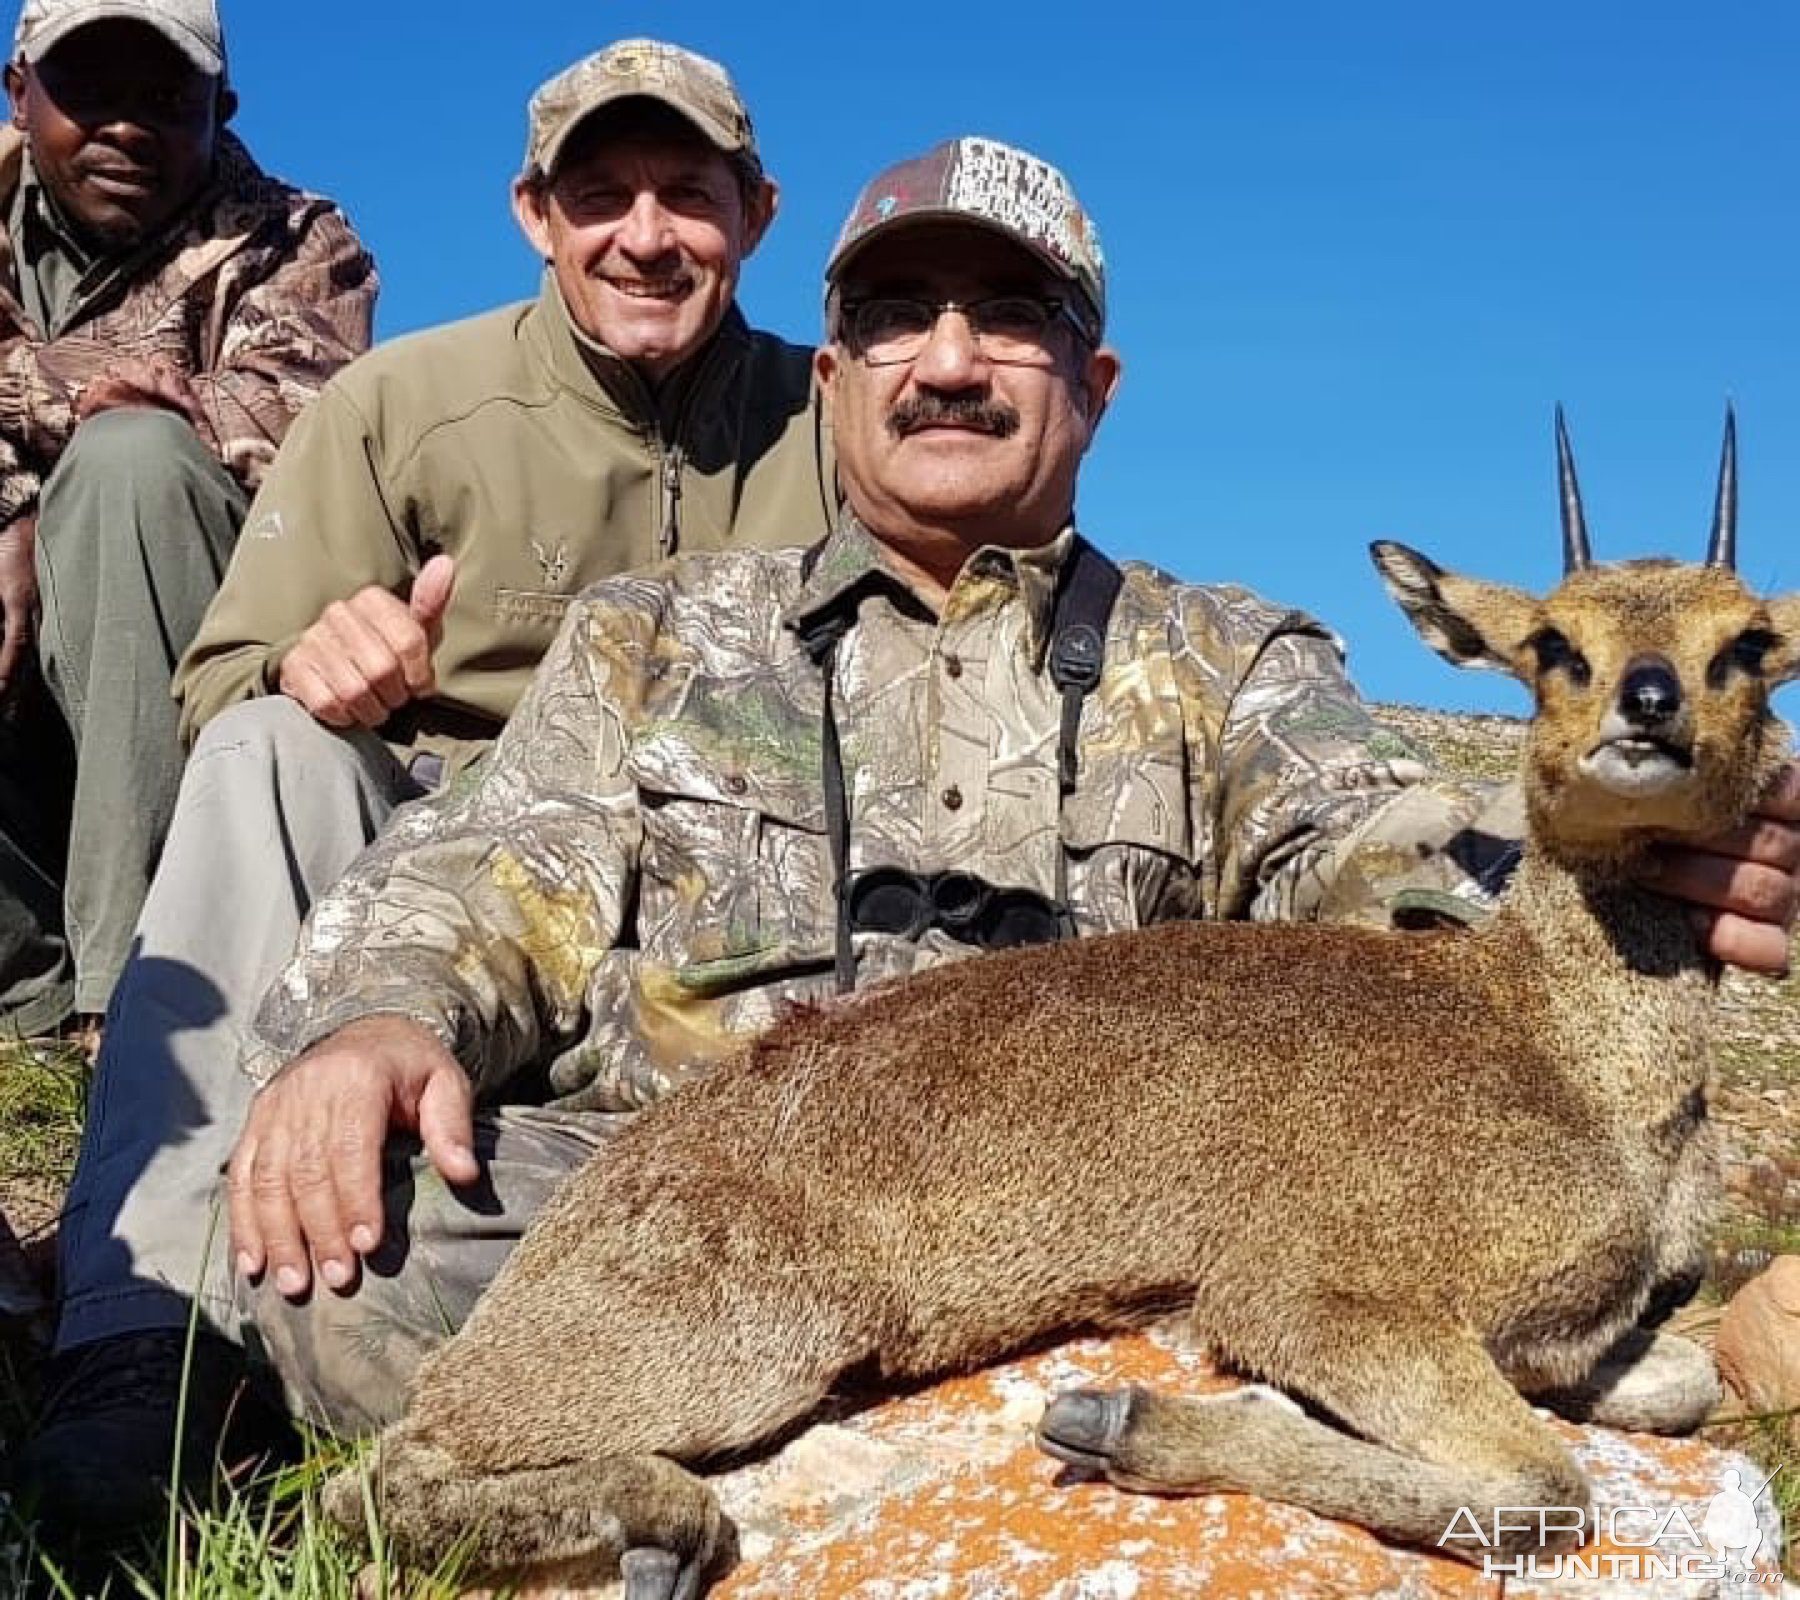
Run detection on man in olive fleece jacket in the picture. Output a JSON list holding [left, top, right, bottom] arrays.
[[19, 38, 835, 1543]]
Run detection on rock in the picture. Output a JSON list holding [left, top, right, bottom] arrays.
[[1717, 1254, 1800, 1414], [492, 1325, 1787, 1600]]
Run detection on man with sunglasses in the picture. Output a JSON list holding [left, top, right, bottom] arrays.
[[0, 0, 375, 1045], [207, 137, 1800, 1460]]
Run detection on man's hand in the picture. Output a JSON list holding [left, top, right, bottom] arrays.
[[0, 513, 37, 708], [1650, 761, 1800, 976], [76, 353, 206, 429], [276, 553, 456, 728], [227, 1013, 479, 1299]]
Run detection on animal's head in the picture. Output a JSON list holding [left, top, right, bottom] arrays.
[[1372, 410, 1800, 862]]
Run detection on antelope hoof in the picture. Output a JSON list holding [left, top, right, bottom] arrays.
[[1036, 1385, 1140, 1474], [621, 1544, 705, 1600]]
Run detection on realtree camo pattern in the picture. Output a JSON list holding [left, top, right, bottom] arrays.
[[0, 127, 375, 522], [247, 518, 1518, 1109]]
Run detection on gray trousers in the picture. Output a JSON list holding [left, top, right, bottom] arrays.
[[0, 407, 247, 1026], [54, 698, 425, 1350]]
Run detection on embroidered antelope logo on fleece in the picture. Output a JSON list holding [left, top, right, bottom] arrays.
[[531, 539, 570, 589]]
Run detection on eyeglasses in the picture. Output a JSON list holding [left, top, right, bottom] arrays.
[[845, 866, 1072, 950], [837, 295, 1089, 367]]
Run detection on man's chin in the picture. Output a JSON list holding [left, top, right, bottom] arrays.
[[65, 197, 160, 254]]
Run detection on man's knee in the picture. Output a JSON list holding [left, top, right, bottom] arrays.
[[195, 696, 342, 764], [189, 698, 401, 793], [239, 1270, 450, 1437], [41, 406, 216, 514]]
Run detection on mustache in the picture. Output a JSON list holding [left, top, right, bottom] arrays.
[[887, 394, 1020, 439]]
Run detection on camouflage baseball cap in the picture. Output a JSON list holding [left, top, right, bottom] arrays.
[[14, 0, 223, 74], [826, 136, 1106, 338], [523, 39, 758, 180]]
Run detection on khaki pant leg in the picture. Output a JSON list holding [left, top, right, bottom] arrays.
[[54, 701, 426, 1354], [34, 407, 248, 1013]]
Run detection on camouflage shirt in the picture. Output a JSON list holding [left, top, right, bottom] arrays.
[[247, 517, 1519, 1108], [0, 127, 376, 522]]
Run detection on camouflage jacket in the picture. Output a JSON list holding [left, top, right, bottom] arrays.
[[0, 127, 376, 522], [246, 517, 1519, 1108]]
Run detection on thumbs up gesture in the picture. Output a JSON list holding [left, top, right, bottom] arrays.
[[278, 554, 459, 730]]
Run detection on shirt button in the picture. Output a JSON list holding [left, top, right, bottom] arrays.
[[725, 773, 748, 796], [941, 785, 964, 811], [943, 653, 964, 679]]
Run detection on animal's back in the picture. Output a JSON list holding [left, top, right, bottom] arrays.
[[497, 916, 1657, 1378]]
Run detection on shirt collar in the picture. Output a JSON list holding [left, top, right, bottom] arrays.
[[783, 512, 1078, 667]]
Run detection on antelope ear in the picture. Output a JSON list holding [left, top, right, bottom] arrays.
[[1369, 541, 1541, 680], [1764, 593, 1800, 686]]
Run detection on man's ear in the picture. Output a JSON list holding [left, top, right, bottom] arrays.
[[217, 82, 238, 125], [813, 339, 840, 400], [740, 176, 778, 259], [511, 176, 553, 260], [1078, 344, 1122, 434], [5, 64, 27, 133]]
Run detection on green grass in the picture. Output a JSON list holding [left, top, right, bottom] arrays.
[[0, 1447, 484, 1599]]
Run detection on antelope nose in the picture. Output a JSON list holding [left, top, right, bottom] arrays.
[[1619, 657, 1681, 728]]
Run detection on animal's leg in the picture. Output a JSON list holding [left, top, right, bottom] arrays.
[[1038, 1311, 1589, 1563], [322, 1426, 737, 1596], [401, 1196, 878, 1470], [329, 1211, 874, 1586], [1516, 1327, 1720, 1434]]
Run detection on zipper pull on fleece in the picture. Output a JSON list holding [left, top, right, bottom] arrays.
[[659, 447, 684, 558]]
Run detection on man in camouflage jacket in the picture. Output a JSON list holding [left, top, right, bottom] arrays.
[[0, 0, 375, 1035], [216, 138, 1800, 1441]]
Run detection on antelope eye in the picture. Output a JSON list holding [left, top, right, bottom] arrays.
[[1708, 628, 1776, 687], [1732, 629, 1776, 672], [1530, 628, 1591, 687]]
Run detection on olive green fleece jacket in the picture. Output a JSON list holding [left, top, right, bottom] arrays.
[[174, 276, 835, 766]]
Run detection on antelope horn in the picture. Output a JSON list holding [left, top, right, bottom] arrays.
[[1555, 405, 1591, 573], [1706, 404, 1737, 570]]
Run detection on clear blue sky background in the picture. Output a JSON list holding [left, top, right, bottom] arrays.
[[217, 1, 1800, 714]]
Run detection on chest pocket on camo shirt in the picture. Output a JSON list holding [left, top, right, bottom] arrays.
[[630, 734, 833, 992], [1059, 734, 1197, 924]]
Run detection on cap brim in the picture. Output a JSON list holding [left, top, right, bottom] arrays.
[[19, 7, 222, 74], [533, 87, 747, 178]]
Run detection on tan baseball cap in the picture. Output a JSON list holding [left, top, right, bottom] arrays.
[[524, 39, 758, 180], [14, 0, 223, 75], [826, 137, 1107, 338]]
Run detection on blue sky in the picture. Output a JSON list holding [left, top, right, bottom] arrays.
[[219, 2, 1800, 714]]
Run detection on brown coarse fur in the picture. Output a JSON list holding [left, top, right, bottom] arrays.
[[325, 532, 1800, 1594]]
